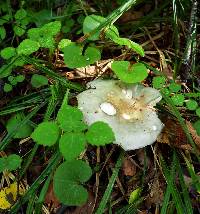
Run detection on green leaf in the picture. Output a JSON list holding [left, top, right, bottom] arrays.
[[31, 121, 60, 146], [4, 83, 13, 92], [129, 188, 141, 204], [83, 15, 119, 41], [6, 113, 33, 138], [0, 26, 6, 40], [6, 154, 22, 171], [196, 108, 200, 117], [58, 39, 72, 51], [62, 19, 74, 33], [13, 25, 26, 36], [59, 132, 86, 161], [171, 94, 184, 106], [41, 21, 61, 36], [31, 74, 48, 88], [111, 61, 148, 83], [64, 43, 101, 68], [8, 75, 18, 86], [110, 37, 144, 57], [153, 76, 166, 89], [185, 99, 198, 110], [193, 120, 200, 135], [86, 121, 115, 146], [15, 9, 27, 20], [57, 105, 87, 132], [17, 39, 40, 55], [0, 154, 22, 172], [169, 82, 181, 93], [15, 75, 25, 83], [0, 65, 12, 78], [1, 47, 16, 60], [53, 160, 92, 206]]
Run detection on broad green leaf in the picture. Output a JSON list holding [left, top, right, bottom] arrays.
[[0, 65, 12, 78], [8, 76, 18, 86], [0, 26, 6, 40], [86, 121, 115, 146], [41, 21, 61, 36], [6, 113, 33, 138], [169, 82, 181, 93], [13, 25, 26, 36], [15, 9, 27, 20], [111, 61, 148, 83], [27, 27, 40, 41], [129, 188, 141, 204], [53, 160, 92, 206], [57, 105, 87, 132], [110, 37, 144, 57], [59, 133, 86, 160], [186, 99, 198, 110], [31, 121, 60, 146], [31, 74, 48, 88], [0, 14, 10, 25], [17, 39, 40, 55], [83, 15, 119, 41], [3, 83, 12, 92], [64, 43, 101, 68], [1, 47, 16, 60], [171, 94, 184, 106], [0, 154, 22, 172], [153, 76, 166, 89]]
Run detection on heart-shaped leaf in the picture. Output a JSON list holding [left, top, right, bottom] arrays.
[[53, 160, 92, 206], [64, 43, 101, 68], [111, 61, 148, 83]]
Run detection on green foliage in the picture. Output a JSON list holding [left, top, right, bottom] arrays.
[[153, 76, 166, 89], [0, 26, 6, 40], [59, 132, 86, 160], [31, 121, 60, 146], [1, 47, 16, 60], [129, 188, 141, 204], [58, 39, 71, 51], [28, 21, 61, 49], [4, 83, 12, 92], [196, 108, 200, 117], [171, 94, 185, 106], [0, 154, 22, 172], [64, 43, 101, 68], [57, 105, 87, 132], [31, 74, 48, 88], [185, 99, 198, 110], [169, 82, 181, 93], [0, 65, 12, 78], [53, 160, 92, 206], [17, 39, 40, 55], [6, 113, 33, 138], [83, 15, 119, 41], [15, 9, 27, 20], [193, 120, 200, 135], [86, 121, 115, 146], [111, 61, 148, 83]]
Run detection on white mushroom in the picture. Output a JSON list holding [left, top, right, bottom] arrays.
[[77, 79, 164, 151]]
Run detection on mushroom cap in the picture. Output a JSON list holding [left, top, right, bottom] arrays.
[[77, 79, 164, 151]]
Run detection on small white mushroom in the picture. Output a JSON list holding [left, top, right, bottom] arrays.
[[100, 102, 117, 116], [77, 79, 164, 151]]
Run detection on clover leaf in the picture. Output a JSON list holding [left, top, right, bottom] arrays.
[[15, 9, 27, 20], [86, 121, 115, 146], [57, 105, 87, 132], [64, 43, 101, 68], [186, 99, 198, 110], [53, 160, 92, 206], [31, 121, 60, 146], [111, 61, 148, 83], [169, 82, 181, 93], [171, 94, 184, 106], [153, 76, 166, 89], [59, 132, 86, 161]]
